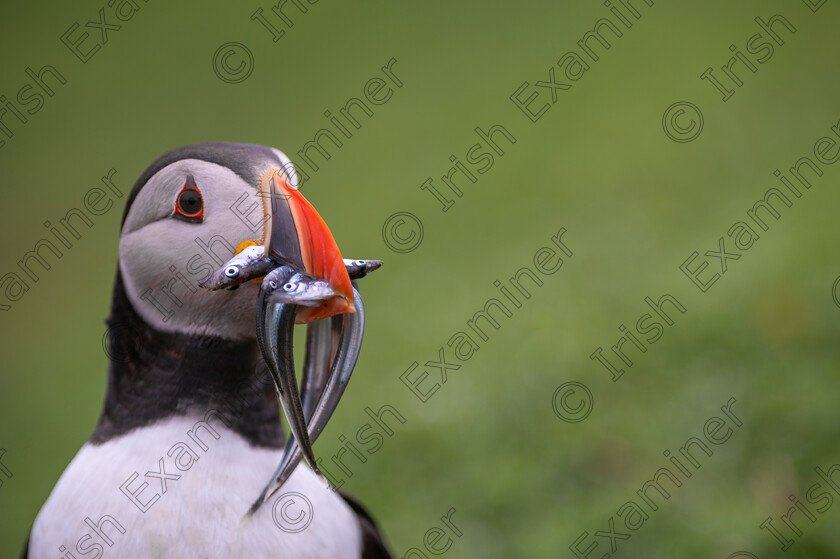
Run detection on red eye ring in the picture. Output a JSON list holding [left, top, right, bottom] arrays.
[[174, 175, 203, 223]]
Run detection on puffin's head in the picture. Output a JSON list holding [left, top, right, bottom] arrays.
[[119, 142, 332, 340], [107, 143, 370, 507]]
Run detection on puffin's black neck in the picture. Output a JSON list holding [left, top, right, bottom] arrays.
[[91, 271, 284, 448]]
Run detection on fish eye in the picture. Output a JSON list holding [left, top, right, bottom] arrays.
[[224, 266, 239, 278], [268, 280, 277, 289], [354, 260, 365, 266], [283, 283, 295, 292]]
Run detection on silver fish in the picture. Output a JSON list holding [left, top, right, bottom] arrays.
[[255, 267, 321, 479], [266, 278, 340, 307], [198, 244, 273, 290], [343, 259, 383, 279], [248, 282, 365, 514], [200, 251, 382, 291]]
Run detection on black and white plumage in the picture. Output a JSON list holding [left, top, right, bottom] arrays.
[[24, 143, 390, 558]]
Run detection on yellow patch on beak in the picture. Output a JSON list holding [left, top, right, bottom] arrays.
[[235, 239, 259, 254], [234, 240, 266, 283]]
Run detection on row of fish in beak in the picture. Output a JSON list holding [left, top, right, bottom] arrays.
[[202, 250, 381, 514], [198, 168, 382, 514]]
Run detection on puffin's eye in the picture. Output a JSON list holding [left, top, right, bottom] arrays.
[[179, 190, 201, 214], [173, 175, 204, 223]]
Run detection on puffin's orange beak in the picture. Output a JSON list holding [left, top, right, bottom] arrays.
[[259, 168, 354, 323]]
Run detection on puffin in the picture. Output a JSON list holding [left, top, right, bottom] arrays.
[[23, 143, 391, 558]]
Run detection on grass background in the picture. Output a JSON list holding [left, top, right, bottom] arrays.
[[1, 1, 839, 557]]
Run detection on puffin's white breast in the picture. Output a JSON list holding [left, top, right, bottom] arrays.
[[29, 415, 362, 559]]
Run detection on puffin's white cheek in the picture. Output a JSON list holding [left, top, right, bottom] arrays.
[[119, 223, 259, 340]]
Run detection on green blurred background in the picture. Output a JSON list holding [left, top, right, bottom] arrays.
[[1, 1, 838, 557]]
